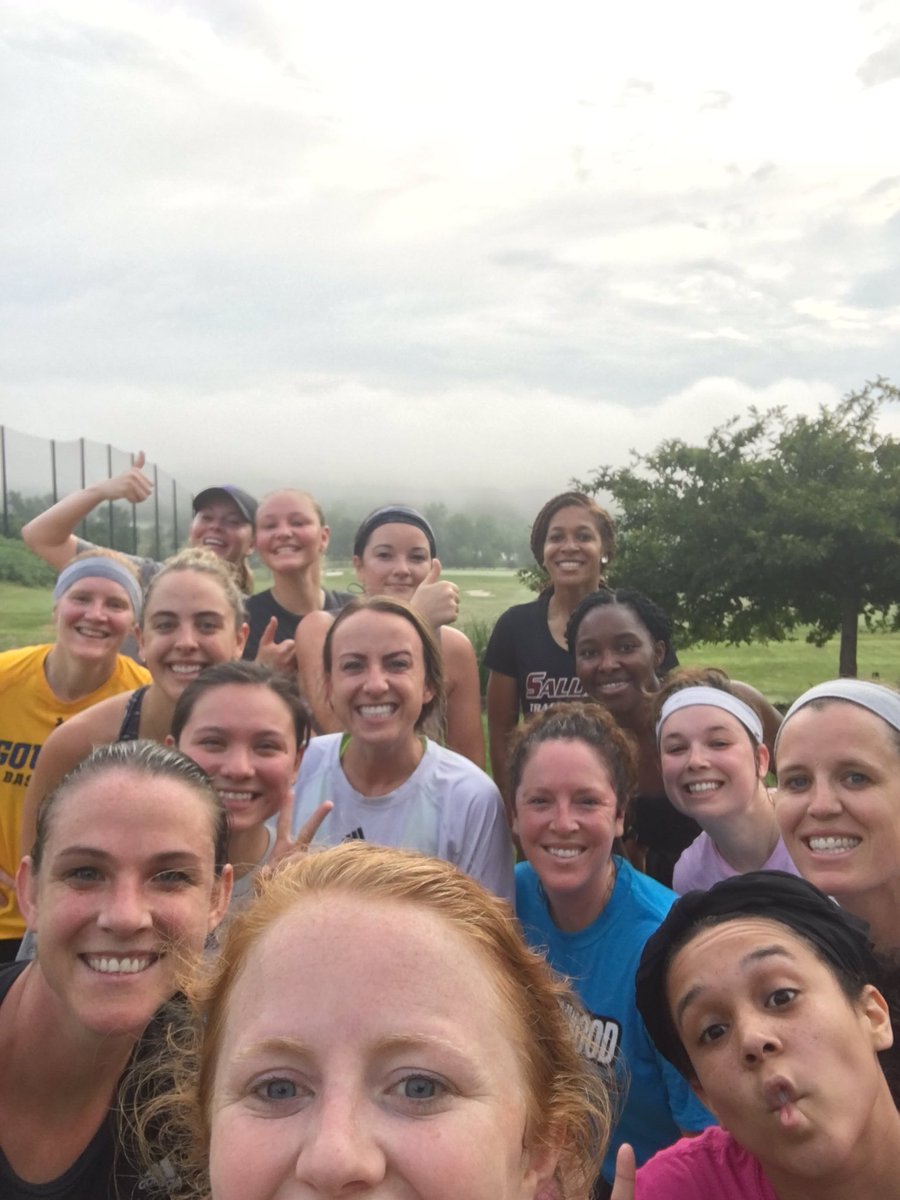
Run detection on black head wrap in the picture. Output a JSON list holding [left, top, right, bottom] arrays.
[[635, 870, 878, 1077], [352, 505, 437, 559]]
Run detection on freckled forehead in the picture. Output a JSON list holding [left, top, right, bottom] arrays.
[[232, 895, 515, 1033], [47, 769, 214, 851]]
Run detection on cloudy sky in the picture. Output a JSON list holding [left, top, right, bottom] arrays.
[[2, 0, 898, 513]]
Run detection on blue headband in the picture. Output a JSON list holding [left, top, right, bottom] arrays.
[[54, 557, 142, 619]]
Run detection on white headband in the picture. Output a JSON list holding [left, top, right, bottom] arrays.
[[656, 686, 764, 745], [54, 556, 142, 618], [774, 679, 900, 757]]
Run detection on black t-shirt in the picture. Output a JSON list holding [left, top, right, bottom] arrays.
[[483, 592, 587, 717], [243, 587, 354, 660], [0, 963, 178, 1200]]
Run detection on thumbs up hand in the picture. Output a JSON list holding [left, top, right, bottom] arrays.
[[411, 558, 460, 628], [97, 450, 154, 504]]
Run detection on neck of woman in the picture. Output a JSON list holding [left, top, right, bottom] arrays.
[[1, 963, 137, 1114], [43, 645, 116, 704], [547, 579, 600, 616], [228, 823, 272, 881], [139, 685, 177, 742], [340, 733, 426, 798], [546, 858, 617, 933], [705, 783, 780, 873], [271, 565, 324, 617], [834, 879, 900, 956]]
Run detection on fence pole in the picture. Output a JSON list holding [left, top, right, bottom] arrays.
[[0, 427, 7, 537], [107, 442, 115, 548], [172, 477, 179, 555], [153, 464, 161, 560]]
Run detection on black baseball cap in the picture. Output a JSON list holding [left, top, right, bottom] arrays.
[[192, 486, 257, 524]]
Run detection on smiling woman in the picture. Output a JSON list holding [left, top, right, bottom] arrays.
[[484, 492, 617, 805], [242, 489, 353, 672], [0, 739, 232, 1199], [510, 703, 713, 1192], [170, 661, 332, 911], [0, 550, 150, 961], [133, 841, 611, 1200], [288, 597, 513, 904], [18, 550, 248, 863], [773, 680, 900, 954]]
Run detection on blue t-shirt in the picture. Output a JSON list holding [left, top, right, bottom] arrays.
[[515, 857, 714, 1182]]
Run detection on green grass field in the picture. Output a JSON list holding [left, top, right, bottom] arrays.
[[4, 570, 898, 705]]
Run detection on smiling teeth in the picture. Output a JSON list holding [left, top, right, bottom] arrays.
[[170, 664, 203, 676], [219, 790, 256, 802], [359, 705, 394, 716], [686, 781, 721, 794], [85, 955, 155, 974], [75, 627, 108, 638], [807, 836, 861, 853], [547, 847, 582, 858]]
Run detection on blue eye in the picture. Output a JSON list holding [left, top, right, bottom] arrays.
[[256, 1078, 297, 1102], [402, 1076, 439, 1100]]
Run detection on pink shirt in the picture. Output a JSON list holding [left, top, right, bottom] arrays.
[[636, 1127, 777, 1199], [673, 832, 799, 894]]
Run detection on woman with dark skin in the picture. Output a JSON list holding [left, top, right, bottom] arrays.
[[610, 871, 900, 1200], [569, 589, 781, 885], [484, 492, 617, 805]]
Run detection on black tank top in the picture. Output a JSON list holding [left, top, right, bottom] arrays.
[[117, 686, 149, 742]]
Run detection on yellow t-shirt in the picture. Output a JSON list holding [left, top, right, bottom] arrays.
[[0, 644, 151, 941]]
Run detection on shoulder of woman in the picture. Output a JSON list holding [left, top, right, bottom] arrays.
[[297, 609, 335, 637], [45, 692, 128, 750]]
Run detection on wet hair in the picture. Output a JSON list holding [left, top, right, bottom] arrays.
[[31, 739, 229, 875], [133, 842, 611, 1200], [323, 596, 446, 733], [653, 667, 765, 755], [141, 549, 246, 634], [566, 587, 674, 662], [171, 661, 311, 751], [530, 492, 617, 573], [509, 702, 637, 818], [256, 487, 326, 527]]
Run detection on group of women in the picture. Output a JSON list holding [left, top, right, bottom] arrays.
[[3, 462, 900, 1199]]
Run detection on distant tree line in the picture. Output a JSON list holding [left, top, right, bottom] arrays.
[[324, 502, 534, 569], [3, 491, 537, 574]]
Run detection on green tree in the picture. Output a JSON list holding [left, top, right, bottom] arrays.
[[575, 378, 900, 678]]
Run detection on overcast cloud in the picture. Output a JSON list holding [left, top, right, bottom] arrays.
[[1, 0, 898, 513]]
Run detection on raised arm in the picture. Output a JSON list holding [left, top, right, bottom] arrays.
[[486, 670, 521, 814], [441, 628, 486, 768], [295, 610, 342, 734], [22, 451, 154, 570], [20, 700, 123, 855]]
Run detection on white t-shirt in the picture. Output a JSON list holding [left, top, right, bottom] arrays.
[[290, 734, 514, 905]]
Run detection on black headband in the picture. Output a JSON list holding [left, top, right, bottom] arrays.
[[635, 870, 878, 1074], [352, 505, 437, 559]]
